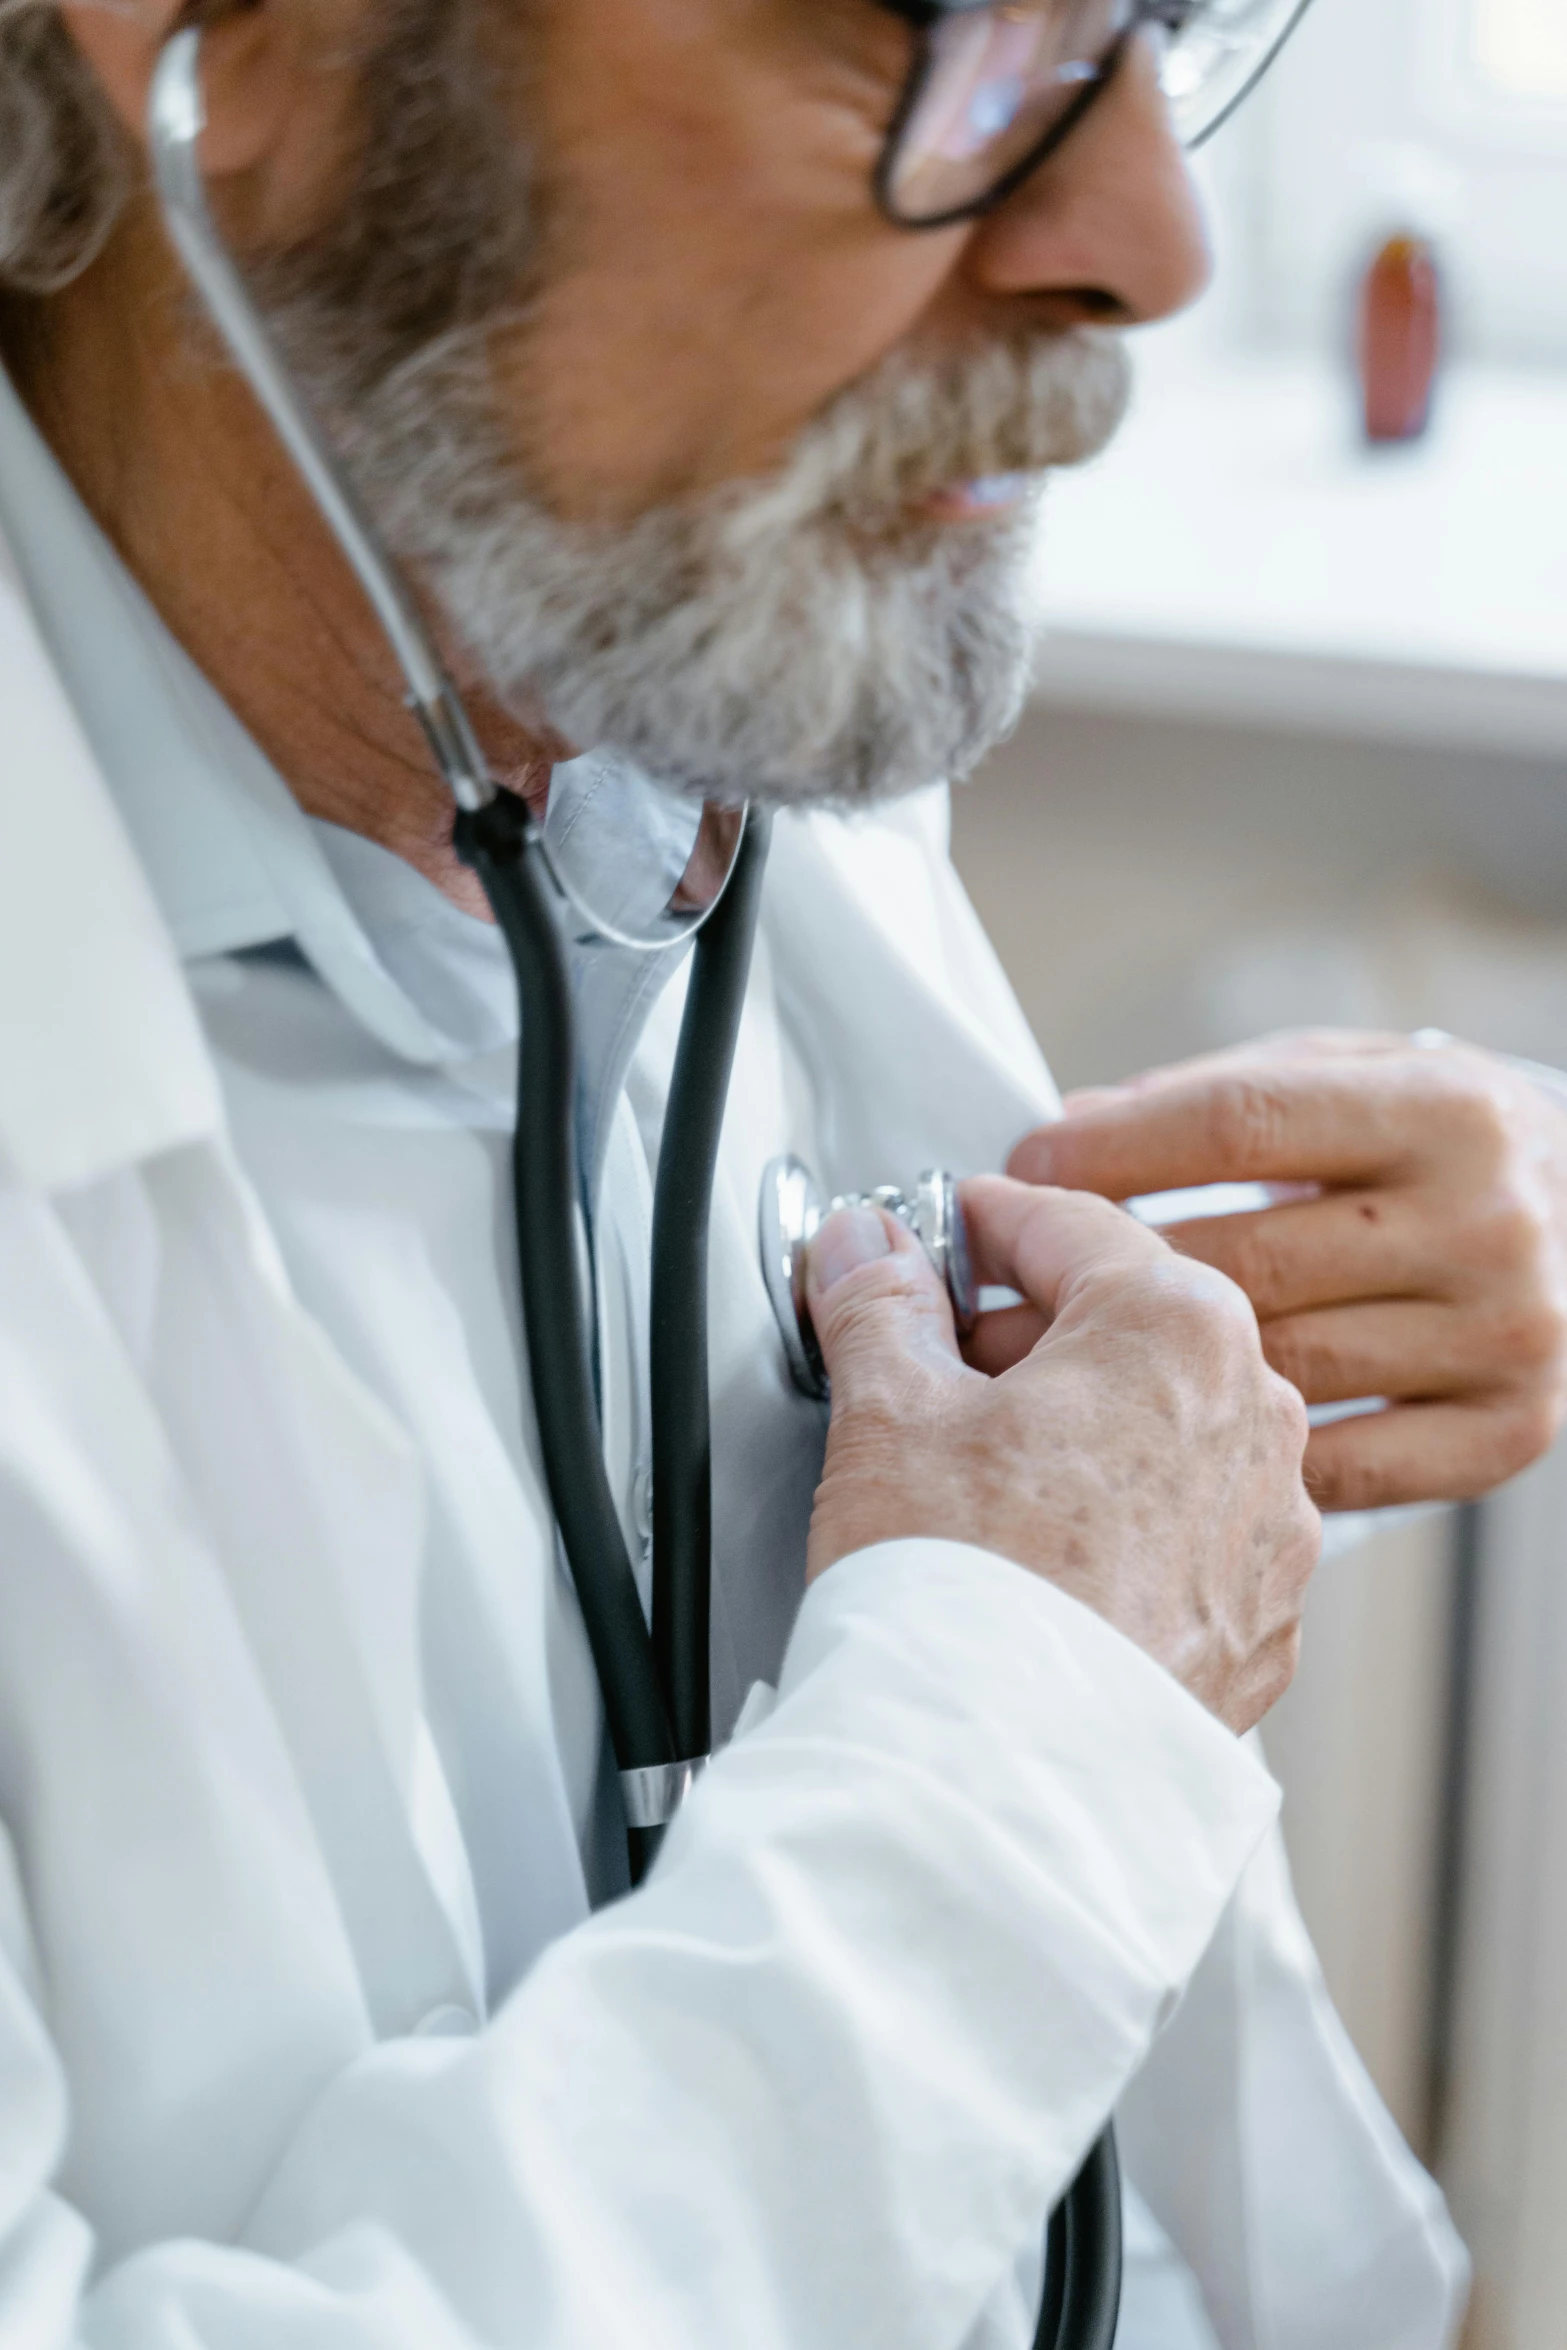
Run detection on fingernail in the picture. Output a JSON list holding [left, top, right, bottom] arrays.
[[810, 1206, 892, 1292]]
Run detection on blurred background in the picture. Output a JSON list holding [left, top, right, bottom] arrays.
[[949, 1, 1567, 2341]]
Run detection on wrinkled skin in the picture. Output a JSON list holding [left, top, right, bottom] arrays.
[[807, 1181, 1318, 1735]]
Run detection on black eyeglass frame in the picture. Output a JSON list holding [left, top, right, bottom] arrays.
[[870, 0, 1317, 232]]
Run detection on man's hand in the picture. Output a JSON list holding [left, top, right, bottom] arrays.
[[1004, 1031, 1567, 1513], [805, 1180, 1318, 1735]]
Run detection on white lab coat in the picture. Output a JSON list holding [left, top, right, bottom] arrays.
[[0, 364, 1467, 2350]]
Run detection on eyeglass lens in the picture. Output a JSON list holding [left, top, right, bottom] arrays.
[[881, 0, 1315, 226], [882, 0, 1136, 227], [1159, 0, 1315, 146]]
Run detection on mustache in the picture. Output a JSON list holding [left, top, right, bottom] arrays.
[[299, 293, 1129, 564], [716, 326, 1132, 542]]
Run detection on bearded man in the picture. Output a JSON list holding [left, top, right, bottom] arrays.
[[0, 1, 1561, 2345]]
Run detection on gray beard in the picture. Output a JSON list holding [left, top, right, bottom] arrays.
[[256, 0, 1130, 808], [330, 325, 1128, 807]]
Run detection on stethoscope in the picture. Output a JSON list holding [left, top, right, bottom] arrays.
[[147, 32, 1119, 2345]]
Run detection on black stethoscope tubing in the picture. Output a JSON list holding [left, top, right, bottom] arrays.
[[456, 788, 1121, 2348], [648, 810, 776, 1769], [457, 789, 679, 1811], [454, 790, 776, 1875]]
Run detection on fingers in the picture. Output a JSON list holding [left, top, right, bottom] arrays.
[[804, 1203, 967, 1405], [1307, 1392, 1565, 1511], [1260, 1296, 1567, 1405], [1166, 1189, 1443, 1318], [1010, 1051, 1520, 1203], [1011, 1068, 1409, 1198], [813, 1181, 1255, 1396], [958, 1173, 1204, 1320], [1058, 1029, 1416, 1113], [958, 1175, 1264, 1404]]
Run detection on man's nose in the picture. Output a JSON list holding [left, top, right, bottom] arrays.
[[962, 31, 1212, 329]]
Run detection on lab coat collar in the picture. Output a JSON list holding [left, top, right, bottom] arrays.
[[0, 351, 1056, 1202], [0, 451, 222, 1189], [0, 363, 460, 1070]]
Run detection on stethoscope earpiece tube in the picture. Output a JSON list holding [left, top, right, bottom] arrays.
[[456, 794, 677, 1870], [650, 807, 773, 1767]]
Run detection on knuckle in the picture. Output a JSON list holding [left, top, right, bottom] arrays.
[[1094, 1252, 1182, 1320], [1224, 1220, 1292, 1310], [1438, 1074, 1515, 1170], [1005, 1131, 1051, 1183], [1475, 1182, 1552, 1275], [1154, 1263, 1256, 1358], [1493, 1393, 1565, 1480], [1204, 1075, 1292, 1171], [1075, 1189, 1149, 1244], [1495, 1292, 1567, 1378], [1269, 1371, 1312, 1457], [1245, 1624, 1304, 1726], [818, 1300, 955, 1412], [1091, 1254, 1268, 1408], [1293, 1493, 1325, 1571], [1302, 1452, 1340, 1510], [1260, 1317, 1314, 1393], [1304, 1445, 1374, 1513], [1318, 1468, 1378, 1513], [815, 1248, 934, 1337], [1265, 1623, 1305, 1711]]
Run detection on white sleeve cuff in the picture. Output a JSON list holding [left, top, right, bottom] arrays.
[[765, 1537, 1280, 2032]]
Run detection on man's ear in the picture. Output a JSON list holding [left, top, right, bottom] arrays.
[[59, 0, 302, 180]]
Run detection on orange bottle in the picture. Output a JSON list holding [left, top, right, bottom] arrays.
[[1357, 233, 1443, 445]]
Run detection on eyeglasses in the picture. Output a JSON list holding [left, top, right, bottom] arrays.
[[874, 0, 1316, 228]]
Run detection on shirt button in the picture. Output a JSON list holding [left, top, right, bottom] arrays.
[[414, 2003, 480, 2039]]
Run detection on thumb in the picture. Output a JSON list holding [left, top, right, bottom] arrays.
[[805, 1204, 962, 1404]]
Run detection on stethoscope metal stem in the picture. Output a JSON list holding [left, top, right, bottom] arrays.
[[620, 1759, 706, 1831]]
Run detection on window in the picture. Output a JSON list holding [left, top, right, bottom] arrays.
[[1210, 0, 1567, 368], [1470, 0, 1567, 105]]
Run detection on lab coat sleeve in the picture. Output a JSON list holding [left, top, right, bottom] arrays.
[[4, 1543, 1277, 2350]]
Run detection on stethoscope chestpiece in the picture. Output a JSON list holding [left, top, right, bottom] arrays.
[[758, 1156, 977, 1402]]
